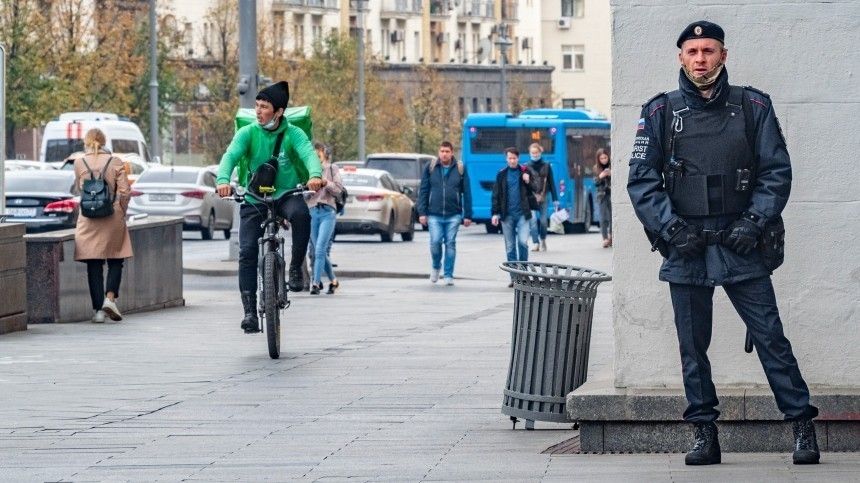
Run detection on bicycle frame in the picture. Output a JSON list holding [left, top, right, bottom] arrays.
[[256, 193, 289, 316]]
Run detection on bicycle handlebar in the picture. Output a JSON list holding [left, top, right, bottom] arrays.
[[222, 185, 312, 203]]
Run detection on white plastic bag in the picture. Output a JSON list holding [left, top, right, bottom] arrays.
[[548, 208, 569, 234]]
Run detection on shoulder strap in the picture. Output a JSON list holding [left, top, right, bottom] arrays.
[[272, 130, 286, 160], [99, 156, 114, 179], [80, 155, 96, 180], [740, 87, 757, 160]]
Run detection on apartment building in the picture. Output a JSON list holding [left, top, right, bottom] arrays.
[[540, 0, 611, 117]]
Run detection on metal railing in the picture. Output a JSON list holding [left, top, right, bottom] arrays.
[[458, 0, 493, 18], [380, 0, 422, 14], [430, 0, 452, 16]]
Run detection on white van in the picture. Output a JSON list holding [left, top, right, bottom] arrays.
[[40, 112, 153, 163]]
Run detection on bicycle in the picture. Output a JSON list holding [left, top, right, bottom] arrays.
[[225, 184, 311, 359]]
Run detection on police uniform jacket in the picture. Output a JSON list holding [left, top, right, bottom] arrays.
[[626, 68, 792, 286]]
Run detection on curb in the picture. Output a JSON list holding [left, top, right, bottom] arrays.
[[183, 266, 430, 279]]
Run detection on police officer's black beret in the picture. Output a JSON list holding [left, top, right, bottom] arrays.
[[676, 21, 725, 48]]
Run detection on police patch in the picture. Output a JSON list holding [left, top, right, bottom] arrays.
[[637, 118, 645, 131]]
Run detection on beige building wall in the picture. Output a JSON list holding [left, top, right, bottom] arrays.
[[540, 0, 611, 117]]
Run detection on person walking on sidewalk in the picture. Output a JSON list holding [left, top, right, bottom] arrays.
[[216, 81, 324, 333], [527, 143, 558, 252], [307, 141, 343, 295], [416, 141, 473, 286], [594, 148, 612, 248], [73, 128, 133, 323], [491, 147, 540, 288], [627, 21, 819, 466]]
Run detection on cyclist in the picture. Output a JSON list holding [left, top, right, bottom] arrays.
[[216, 81, 324, 333]]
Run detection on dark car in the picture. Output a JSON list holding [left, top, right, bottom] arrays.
[[3, 170, 79, 231], [364, 153, 434, 203]]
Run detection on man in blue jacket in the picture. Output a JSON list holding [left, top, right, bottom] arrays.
[[627, 21, 819, 466], [417, 141, 473, 286]]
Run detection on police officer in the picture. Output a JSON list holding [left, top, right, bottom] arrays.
[[627, 21, 820, 466]]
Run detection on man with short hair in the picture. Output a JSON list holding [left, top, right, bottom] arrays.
[[627, 21, 819, 466], [417, 141, 473, 286], [216, 81, 324, 333]]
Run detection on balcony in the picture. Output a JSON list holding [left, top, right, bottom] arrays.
[[430, 0, 452, 17], [501, 1, 517, 21], [272, 0, 338, 10], [458, 0, 492, 18], [380, 0, 422, 16]]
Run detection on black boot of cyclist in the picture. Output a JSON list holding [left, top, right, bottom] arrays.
[[288, 264, 304, 292], [792, 419, 820, 465], [240, 291, 259, 333], [685, 422, 721, 465]]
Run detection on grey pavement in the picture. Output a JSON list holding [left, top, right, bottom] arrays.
[[1, 229, 857, 481]]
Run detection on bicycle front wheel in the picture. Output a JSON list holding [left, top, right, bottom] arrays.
[[263, 251, 281, 359]]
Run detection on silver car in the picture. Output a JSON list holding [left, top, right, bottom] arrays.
[[127, 166, 234, 239]]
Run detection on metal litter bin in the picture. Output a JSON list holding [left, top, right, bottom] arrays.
[[500, 262, 611, 429]]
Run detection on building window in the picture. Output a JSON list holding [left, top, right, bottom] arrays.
[[459, 97, 465, 119], [562, 98, 586, 109], [472, 97, 479, 113], [414, 31, 420, 61], [562, 45, 584, 71], [561, 0, 584, 18], [486, 98, 492, 112]]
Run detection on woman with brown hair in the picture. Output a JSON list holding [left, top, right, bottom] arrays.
[[594, 148, 612, 247], [73, 128, 133, 323]]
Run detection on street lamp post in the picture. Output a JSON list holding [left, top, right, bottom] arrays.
[[0, 44, 5, 218], [356, 0, 367, 162], [494, 23, 513, 113], [148, 0, 160, 161]]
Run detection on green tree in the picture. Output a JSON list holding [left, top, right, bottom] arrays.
[[0, 0, 53, 157], [406, 65, 459, 154]]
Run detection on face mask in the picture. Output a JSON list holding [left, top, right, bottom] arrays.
[[683, 62, 723, 90], [259, 117, 278, 130], [530, 154, 541, 161]]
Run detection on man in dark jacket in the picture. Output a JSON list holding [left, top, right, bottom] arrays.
[[627, 21, 819, 466], [417, 141, 473, 286], [492, 147, 540, 287]]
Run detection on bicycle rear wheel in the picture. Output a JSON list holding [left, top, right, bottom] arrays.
[[263, 251, 281, 359]]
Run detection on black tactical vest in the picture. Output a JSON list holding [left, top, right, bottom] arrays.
[[665, 86, 754, 217]]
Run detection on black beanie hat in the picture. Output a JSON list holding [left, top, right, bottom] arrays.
[[256, 81, 290, 111]]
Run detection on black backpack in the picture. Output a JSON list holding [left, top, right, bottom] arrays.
[[329, 164, 347, 214], [80, 156, 115, 218]]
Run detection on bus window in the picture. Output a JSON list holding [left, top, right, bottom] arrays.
[[470, 128, 555, 155], [565, 129, 610, 179]]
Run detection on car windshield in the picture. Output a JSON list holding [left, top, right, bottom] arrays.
[[5, 173, 75, 193], [341, 174, 379, 188], [365, 158, 419, 179], [137, 170, 199, 184]]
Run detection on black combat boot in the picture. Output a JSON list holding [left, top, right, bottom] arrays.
[[240, 291, 259, 333], [288, 264, 304, 292], [685, 422, 721, 465], [792, 419, 820, 464]]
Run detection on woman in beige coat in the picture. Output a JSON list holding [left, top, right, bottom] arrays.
[[73, 128, 133, 323]]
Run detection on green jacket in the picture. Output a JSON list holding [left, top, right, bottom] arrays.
[[216, 118, 322, 202]]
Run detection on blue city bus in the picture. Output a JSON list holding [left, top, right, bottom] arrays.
[[461, 109, 611, 233]]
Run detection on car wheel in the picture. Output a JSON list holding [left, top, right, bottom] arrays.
[[201, 212, 215, 240], [380, 212, 395, 242]]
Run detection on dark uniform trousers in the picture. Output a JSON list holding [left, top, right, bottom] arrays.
[[670, 276, 819, 423], [238, 195, 311, 293]]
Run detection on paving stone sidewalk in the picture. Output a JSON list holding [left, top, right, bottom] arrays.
[[1, 232, 857, 481]]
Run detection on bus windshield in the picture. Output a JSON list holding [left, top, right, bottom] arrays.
[[469, 128, 555, 155]]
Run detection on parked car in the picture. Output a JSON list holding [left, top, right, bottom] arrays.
[[113, 152, 149, 185], [364, 153, 434, 204], [334, 160, 364, 169], [2, 170, 78, 231], [336, 167, 415, 242], [127, 166, 234, 240], [4, 160, 56, 171]]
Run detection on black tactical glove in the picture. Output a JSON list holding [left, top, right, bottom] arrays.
[[666, 219, 706, 260], [725, 214, 762, 255]]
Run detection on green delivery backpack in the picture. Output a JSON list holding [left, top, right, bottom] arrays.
[[234, 106, 315, 183]]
